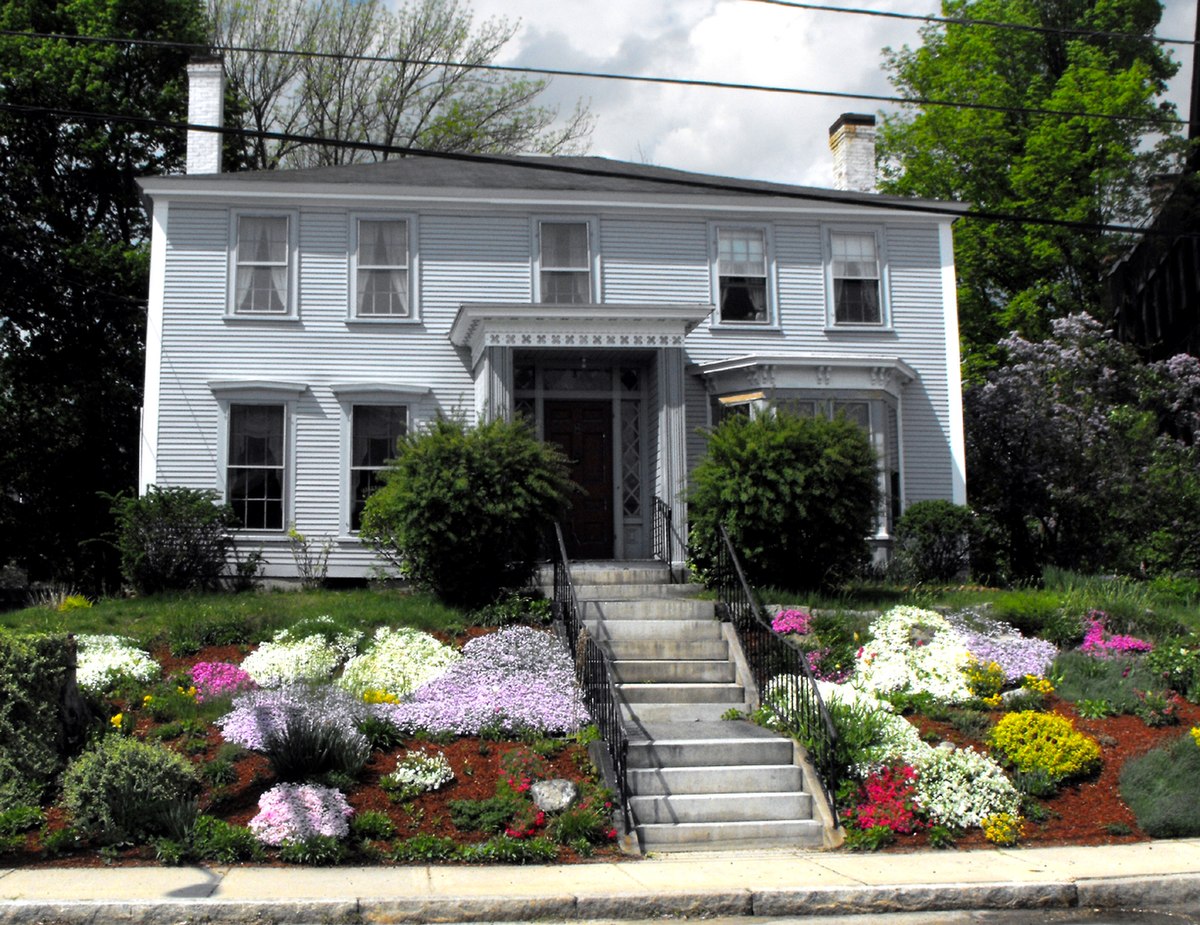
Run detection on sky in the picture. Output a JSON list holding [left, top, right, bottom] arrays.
[[463, 0, 1198, 188]]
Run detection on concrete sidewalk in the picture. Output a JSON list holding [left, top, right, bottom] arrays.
[[2, 840, 1200, 923]]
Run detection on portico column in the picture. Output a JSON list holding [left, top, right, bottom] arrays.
[[474, 346, 513, 422], [657, 347, 688, 571]]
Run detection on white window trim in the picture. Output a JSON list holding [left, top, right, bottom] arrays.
[[209, 381, 304, 534], [348, 212, 420, 323], [708, 222, 778, 330], [331, 382, 429, 537], [824, 224, 892, 331], [227, 211, 299, 319], [532, 216, 600, 304]]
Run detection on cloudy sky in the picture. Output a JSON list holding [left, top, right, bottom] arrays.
[[464, 0, 1197, 188]]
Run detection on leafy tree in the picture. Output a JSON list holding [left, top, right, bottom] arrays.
[[359, 416, 574, 608], [687, 410, 880, 592], [0, 0, 209, 590], [208, 0, 593, 170], [877, 0, 1180, 375]]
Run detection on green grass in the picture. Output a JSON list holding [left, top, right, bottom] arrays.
[[0, 588, 467, 648]]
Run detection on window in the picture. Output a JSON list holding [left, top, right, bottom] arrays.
[[716, 227, 769, 323], [831, 230, 882, 324], [233, 215, 290, 314], [227, 404, 285, 529], [349, 405, 407, 530], [354, 219, 410, 317], [539, 221, 590, 303]]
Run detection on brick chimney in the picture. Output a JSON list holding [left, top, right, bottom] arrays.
[[829, 113, 877, 193], [186, 57, 225, 174]]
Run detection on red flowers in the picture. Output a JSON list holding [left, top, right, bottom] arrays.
[[852, 764, 926, 835]]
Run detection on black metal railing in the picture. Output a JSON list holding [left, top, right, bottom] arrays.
[[713, 524, 842, 815], [549, 522, 632, 831], [651, 495, 676, 578]]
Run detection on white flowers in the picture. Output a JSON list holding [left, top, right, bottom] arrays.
[[382, 751, 454, 796], [338, 626, 460, 697], [913, 746, 1020, 828], [75, 635, 160, 692], [853, 606, 974, 703]]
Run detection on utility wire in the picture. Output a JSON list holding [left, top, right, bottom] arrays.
[[2, 100, 1193, 239], [0, 28, 1188, 131], [743, 0, 1197, 46]]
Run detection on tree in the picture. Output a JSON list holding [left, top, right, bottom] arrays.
[[687, 411, 881, 592], [208, 0, 593, 170], [877, 0, 1179, 376], [0, 0, 209, 590]]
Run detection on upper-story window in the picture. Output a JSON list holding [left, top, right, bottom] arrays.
[[538, 221, 591, 304], [716, 227, 770, 324], [233, 215, 291, 315], [830, 230, 884, 325], [354, 218, 412, 318]]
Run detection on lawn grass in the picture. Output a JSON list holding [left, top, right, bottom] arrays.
[[0, 588, 467, 649]]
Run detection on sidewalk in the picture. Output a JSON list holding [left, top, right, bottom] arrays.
[[3, 840, 1200, 923]]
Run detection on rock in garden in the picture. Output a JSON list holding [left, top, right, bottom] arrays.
[[531, 779, 578, 812]]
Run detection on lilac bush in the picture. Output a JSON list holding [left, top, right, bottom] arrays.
[[190, 662, 257, 703], [248, 783, 353, 846], [217, 684, 367, 751], [372, 626, 588, 736]]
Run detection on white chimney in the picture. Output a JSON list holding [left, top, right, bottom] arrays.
[[186, 57, 225, 174], [829, 113, 877, 193]]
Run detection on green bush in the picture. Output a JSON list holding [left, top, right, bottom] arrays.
[[191, 816, 263, 862], [687, 411, 880, 591], [391, 834, 459, 862], [1146, 636, 1200, 699], [1052, 651, 1158, 713], [109, 487, 238, 594], [892, 500, 976, 584], [0, 633, 84, 807], [988, 711, 1101, 791], [61, 736, 200, 845], [1119, 731, 1200, 837], [261, 713, 371, 784], [360, 417, 574, 608], [460, 835, 558, 864]]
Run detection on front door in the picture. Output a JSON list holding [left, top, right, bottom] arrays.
[[544, 399, 613, 558]]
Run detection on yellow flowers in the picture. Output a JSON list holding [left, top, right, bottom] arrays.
[[982, 693, 1003, 709], [1022, 675, 1055, 697], [988, 711, 1102, 788], [143, 694, 153, 705], [1191, 726, 1200, 749], [177, 685, 198, 698], [982, 812, 1025, 846], [965, 658, 1006, 700], [110, 712, 123, 728], [362, 688, 399, 704]]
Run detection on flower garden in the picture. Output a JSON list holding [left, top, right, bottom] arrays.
[[762, 604, 1200, 850], [0, 619, 620, 866]]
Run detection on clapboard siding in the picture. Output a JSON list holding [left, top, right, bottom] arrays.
[[148, 190, 962, 579]]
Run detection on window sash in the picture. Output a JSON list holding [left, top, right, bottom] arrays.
[[235, 216, 289, 314], [539, 222, 590, 304], [349, 404, 407, 530], [356, 220, 411, 317], [228, 404, 285, 530], [717, 228, 769, 323], [831, 232, 882, 324]]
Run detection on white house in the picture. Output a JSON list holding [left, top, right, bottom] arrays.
[[136, 65, 966, 580]]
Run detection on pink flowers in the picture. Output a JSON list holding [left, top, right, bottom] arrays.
[[771, 609, 812, 636], [248, 783, 353, 845], [1079, 611, 1152, 657], [190, 661, 257, 703]]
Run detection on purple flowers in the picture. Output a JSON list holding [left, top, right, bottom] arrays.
[[947, 611, 1058, 684], [772, 609, 812, 636], [217, 685, 367, 751], [248, 783, 353, 845], [372, 626, 588, 736], [1080, 611, 1152, 657], [190, 662, 257, 703]]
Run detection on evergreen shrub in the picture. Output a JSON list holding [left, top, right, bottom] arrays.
[[892, 500, 976, 583], [687, 410, 879, 591], [360, 417, 573, 607], [1119, 731, 1200, 837]]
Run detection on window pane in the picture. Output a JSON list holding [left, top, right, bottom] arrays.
[[228, 404, 284, 530], [235, 216, 288, 313], [239, 216, 288, 264], [834, 278, 881, 324], [833, 401, 871, 431], [541, 223, 588, 269], [540, 270, 589, 304], [358, 220, 407, 267], [352, 406, 407, 467], [719, 276, 767, 322], [719, 229, 765, 276], [230, 406, 283, 466], [357, 268, 410, 316], [236, 265, 287, 313]]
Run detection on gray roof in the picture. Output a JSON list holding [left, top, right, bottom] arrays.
[[148, 152, 968, 215]]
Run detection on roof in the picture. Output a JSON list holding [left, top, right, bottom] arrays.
[[139, 152, 969, 216]]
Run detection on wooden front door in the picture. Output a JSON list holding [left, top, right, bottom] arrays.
[[544, 399, 613, 558]]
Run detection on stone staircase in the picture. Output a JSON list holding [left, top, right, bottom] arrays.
[[553, 561, 828, 852]]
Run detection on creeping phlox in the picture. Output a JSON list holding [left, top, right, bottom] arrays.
[[381, 751, 454, 799], [1080, 611, 1153, 657], [946, 610, 1058, 684], [75, 635, 161, 693], [190, 662, 257, 703], [248, 782, 353, 846], [239, 620, 360, 688], [217, 684, 368, 752], [337, 626, 460, 698], [771, 609, 812, 636], [853, 607, 974, 703], [372, 626, 588, 736]]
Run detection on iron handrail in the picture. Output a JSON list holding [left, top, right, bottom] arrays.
[[713, 523, 842, 818], [651, 495, 676, 579], [549, 522, 632, 832]]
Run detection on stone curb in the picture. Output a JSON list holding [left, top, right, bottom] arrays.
[[8, 877, 1198, 925]]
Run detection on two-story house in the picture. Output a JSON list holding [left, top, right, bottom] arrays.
[[136, 63, 967, 581]]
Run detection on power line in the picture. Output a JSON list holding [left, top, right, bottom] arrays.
[[2, 100, 1193, 240], [0, 28, 1188, 131], [743, 0, 1197, 46]]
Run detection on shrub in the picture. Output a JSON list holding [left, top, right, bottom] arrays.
[[360, 416, 573, 608], [191, 816, 262, 862], [277, 834, 347, 865], [391, 834, 459, 862], [893, 500, 976, 583], [75, 635, 161, 694], [1052, 651, 1158, 714], [687, 410, 879, 591], [988, 711, 1101, 789], [337, 626, 460, 698], [459, 834, 558, 864], [258, 711, 371, 783], [61, 737, 201, 845], [349, 811, 396, 841], [108, 486, 238, 594], [912, 745, 1020, 829], [850, 764, 924, 834], [1146, 636, 1200, 699], [248, 783, 353, 846], [1119, 731, 1200, 837]]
